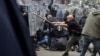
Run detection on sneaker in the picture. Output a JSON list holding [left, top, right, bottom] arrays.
[[62, 52, 69, 56]]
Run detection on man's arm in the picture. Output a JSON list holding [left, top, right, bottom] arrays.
[[51, 22, 65, 24], [48, 0, 53, 10], [58, 23, 68, 27], [54, 23, 68, 27]]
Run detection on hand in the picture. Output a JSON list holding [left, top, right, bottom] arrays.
[[43, 17, 47, 21], [54, 24, 58, 26]]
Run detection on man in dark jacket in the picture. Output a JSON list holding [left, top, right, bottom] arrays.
[[0, 0, 36, 56], [63, 15, 82, 56], [53, 15, 82, 56]]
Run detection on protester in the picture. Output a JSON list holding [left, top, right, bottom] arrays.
[[80, 10, 100, 56], [51, 14, 82, 56]]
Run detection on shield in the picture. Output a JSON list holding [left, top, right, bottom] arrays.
[[27, 1, 47, 36]]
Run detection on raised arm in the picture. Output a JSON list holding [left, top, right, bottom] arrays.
[[48, 0, 53, 10]]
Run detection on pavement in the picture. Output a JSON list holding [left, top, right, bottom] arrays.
[[36, 47, 99, 56]]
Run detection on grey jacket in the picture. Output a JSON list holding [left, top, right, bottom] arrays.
[[82, 10, 100, 38]]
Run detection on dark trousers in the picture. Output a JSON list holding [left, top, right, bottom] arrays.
[[65, 35, 81, 52], [80, 35, 100, 56]]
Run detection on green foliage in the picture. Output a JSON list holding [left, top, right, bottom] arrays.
[[85, 0, 89, 5]]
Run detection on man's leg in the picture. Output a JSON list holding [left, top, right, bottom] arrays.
[[91, 48, 97, 56], [38, 35, 48, 45], [76, 36, 83, 52], [80, 35, 90, 56], [63, 35, 81, 56], [92, 38, 100, 56]]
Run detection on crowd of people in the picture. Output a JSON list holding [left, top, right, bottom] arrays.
[[0, 0, 100, 56], [10, 0, 100, 56], [25, 0, 100, 56]]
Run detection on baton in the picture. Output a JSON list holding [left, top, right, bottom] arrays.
[[33, 13, 68, 29], [33, 13, 53, 24]]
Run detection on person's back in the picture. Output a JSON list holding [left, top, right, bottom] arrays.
[[79, 7, 90, 27], [82, 10, 100, 38]]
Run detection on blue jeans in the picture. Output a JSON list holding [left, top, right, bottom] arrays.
[[38, 35, 48, 45], [80, 35, 100, 56]]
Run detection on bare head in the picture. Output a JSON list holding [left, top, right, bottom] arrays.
[[47, 14, 52, 19], [66, 15, 74, 22]]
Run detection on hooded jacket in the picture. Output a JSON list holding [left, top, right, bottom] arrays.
[[82, 10, 100, 38]]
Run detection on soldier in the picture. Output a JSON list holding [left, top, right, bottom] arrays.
[[48, 0, 57, 17]]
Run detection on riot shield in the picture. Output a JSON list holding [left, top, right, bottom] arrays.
[[27, 1, 46, 36]]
